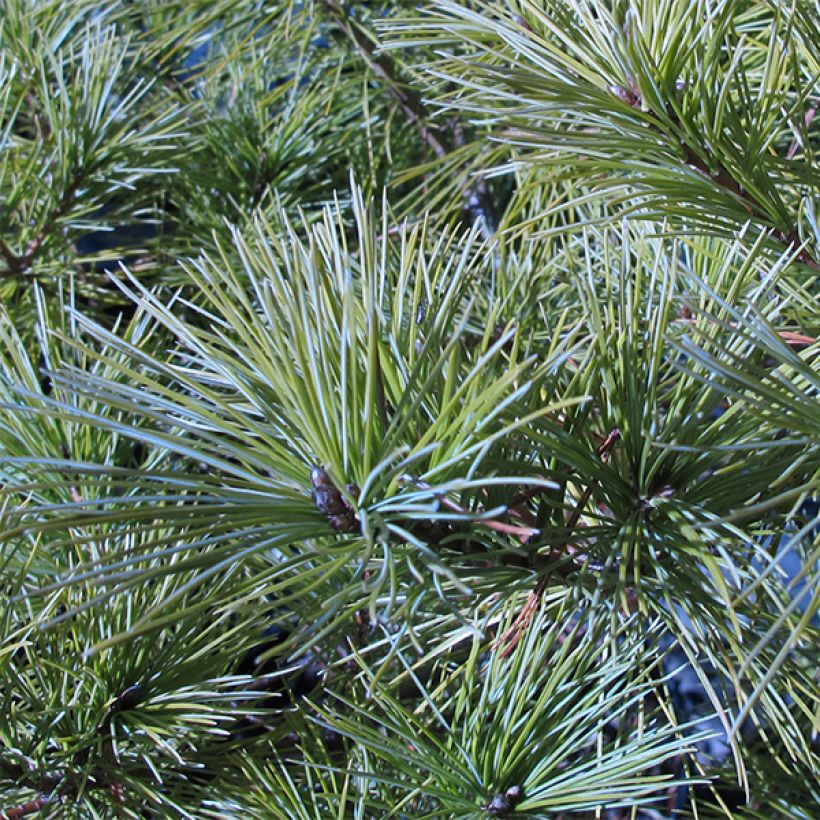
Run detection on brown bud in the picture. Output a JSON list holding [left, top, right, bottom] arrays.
[[310, 466, 332, 488], [608, 82, 641, 108], [484, 793, 511, 816], [310, 466, 359, 532], [511, 14, 533, 32], [505, 785, 524, 805], [111, 683, 145, 713]]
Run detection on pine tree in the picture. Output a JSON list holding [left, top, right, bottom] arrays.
[[1, 0, 817, 817]]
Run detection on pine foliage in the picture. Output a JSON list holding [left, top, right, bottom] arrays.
[[0, 0, 817, 817]]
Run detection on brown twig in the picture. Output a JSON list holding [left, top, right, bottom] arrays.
[[402, 478, 538, 540], [497, 429, 621, 656], [321, 0, 448, 156], [0, 758, 61, 797], [0, 171, 84, 277], [319, 0, 498, 236], [0, 757, 60, 818], [0, 685, 144, 816], [497, 587, 543, 658], [0, 796, 50, 819], [607, 83, 819, 269], [505, 425, 624, 514]]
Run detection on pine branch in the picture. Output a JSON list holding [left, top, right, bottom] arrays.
[[321, 0, 447, 156], [2, 4, 818, 814], [0, 755, 61, 817], [402, 477, 539, 540], [0, 757, 61, 795], [498, 428, 621, 656], [319, 0, 498, 235], [0, 169, 85, 277], [610, 82, 819, 270]]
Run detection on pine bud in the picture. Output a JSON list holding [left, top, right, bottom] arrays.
[[505, 785, 524, 805]]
